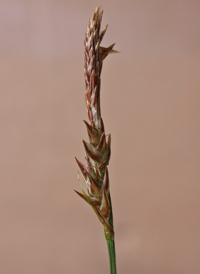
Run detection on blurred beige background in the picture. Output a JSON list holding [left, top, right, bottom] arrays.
[[1, 1, 200, 273]]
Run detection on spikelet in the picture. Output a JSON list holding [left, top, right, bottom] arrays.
[[75, 6, 118, 237]]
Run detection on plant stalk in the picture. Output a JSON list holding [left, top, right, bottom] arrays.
[[105, 194, 117, 274], [107, 238, 117, 274]]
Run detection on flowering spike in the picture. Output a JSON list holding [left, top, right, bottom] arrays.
[[84, 6, 118, 128], [75, 6, 117, 252]]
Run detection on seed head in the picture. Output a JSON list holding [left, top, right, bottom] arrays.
[[75, 6, 118, 238], [84, 6, 117, 129]]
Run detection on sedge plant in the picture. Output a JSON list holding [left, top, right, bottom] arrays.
[[75, 6, 118, 274]]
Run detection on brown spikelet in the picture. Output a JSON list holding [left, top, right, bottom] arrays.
[[75, 6, 118, 239], [84, 6, 117, 129]]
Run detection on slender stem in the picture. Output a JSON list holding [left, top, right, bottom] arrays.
[[107, 238, 117, 274], [105, 194, 117, 274]]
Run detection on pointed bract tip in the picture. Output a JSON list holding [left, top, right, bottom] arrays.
[[100, 43, 119, 60], [75, 157, 87, 180], [74, 190, 88, 203]]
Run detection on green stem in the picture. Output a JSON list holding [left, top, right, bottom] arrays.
[[105, 194, 117, 274], [107, 238, 117, 274]]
